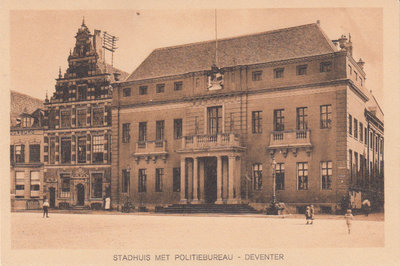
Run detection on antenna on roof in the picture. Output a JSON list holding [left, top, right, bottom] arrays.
[[215, 9, 218, 67]]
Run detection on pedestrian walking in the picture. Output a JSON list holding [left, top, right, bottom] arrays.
[[305, 206, 312, 224], [344, 209, 353, 234], [43, 198, 49, 218], [310, 204, 315, 225]]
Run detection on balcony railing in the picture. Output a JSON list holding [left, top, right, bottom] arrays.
[[135, 140, 168, 154], [181, 133, 240, 150], [269, 129, 312, 147]]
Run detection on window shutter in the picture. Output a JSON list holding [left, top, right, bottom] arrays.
[[10, 145, 14, 163], [21, 145, 25, 162]]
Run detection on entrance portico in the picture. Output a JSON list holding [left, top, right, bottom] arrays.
[[177, 133, 245, 204]]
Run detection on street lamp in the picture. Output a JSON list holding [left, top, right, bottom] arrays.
[[272, 158, 277, 203]]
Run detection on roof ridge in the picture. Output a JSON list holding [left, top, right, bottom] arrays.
[[10, 90, 43, 102], [154, 23, 318, 52]]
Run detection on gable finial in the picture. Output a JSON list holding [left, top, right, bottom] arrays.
[[58, 66, 62, 78]]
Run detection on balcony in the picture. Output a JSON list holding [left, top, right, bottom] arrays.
[[267, 129, 312, 156], [179, 133, 244, 153], [132, 140, 168, 163]]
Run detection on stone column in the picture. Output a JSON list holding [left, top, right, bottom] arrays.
[[235, 156, 242, 203], [199, 158, 205, 203], [192, 157, 199, 203], [228, 155, 236, 204], [216, 156, 223, 204], [180, 158, 187, 204]]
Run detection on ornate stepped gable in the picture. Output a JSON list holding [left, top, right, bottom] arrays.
[[48, 21, 127, 104]]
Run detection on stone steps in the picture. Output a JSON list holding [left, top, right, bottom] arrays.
[[157, 204, 260, 214]]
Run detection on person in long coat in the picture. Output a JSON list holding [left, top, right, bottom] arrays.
[[310, 204, 315, 224], [305, 206, 311, 224], [105, 197, 111, 211]]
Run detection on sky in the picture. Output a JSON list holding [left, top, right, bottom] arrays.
[[10, 8, 383, 105]]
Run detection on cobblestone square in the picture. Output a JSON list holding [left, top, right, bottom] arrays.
[[11, 212, 384, 249]]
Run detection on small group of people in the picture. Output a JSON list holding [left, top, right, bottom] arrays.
[[305, 204, 315, 225]]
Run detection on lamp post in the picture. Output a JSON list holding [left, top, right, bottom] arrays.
[[272, 158, 277, 203]]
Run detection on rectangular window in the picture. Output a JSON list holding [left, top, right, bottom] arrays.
[[77, 136, 86, 163], [156, 120, 165, 140], [60, 173, 70, 193], [60, 109, 71, 128], [297, 162, 308, 190], [15, 171, 25, 197], [320, 62, 332, 72], [360, 122, 363, 142], [30, 171, 40, 197], [15, 144, 25, 163], [207, 106, 222, 134], [92, 135, 104, 163], [252, 111, 262, 133], [174, 119, 182, 139], [156, 84, 165, 93], [348, 114, 353, 135], [354, 118, 358, 139], [78, 85, 87, 100], [139, 86, 148, 95], [92, 107, 104, 126], [122, 169, 130, 193], [274, 68, 284, 78], [29, 144, 40, 163], [173, 167, 181, 192], [275, 163, 285, 190], [296, 65, 307, 75], [355, 152, 359, 183], [195, 78, 200, 87], [360, 78, 363, 86], [348, 64, 352, 75], [274, 109, 285, 131], [49, 137, 56, 164], [364, 128, 368, 145], [139, 122, 147, 142], [174, 82, 183, 91], [123, 88, 131, 97], [77, 109, 87, 127], [91, 173, 103, 198], [320, 105, 332, 129], [122, 123, 130, 143], [349, 149, 353, 182], [252, 71, 262, 81], [10, 145, 14, 164], [253, 163, 262, 190], [321, 161, 332, 190], [138, 169, 147, 192], [60, 137, 71, 164], [155, 168, 164, 192], [355, 72, 358, 81], [296, 107, 308, 130]]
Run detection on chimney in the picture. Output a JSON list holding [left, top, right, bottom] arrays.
[[357, 58, 365, 70], [316, 20, 320, 25]]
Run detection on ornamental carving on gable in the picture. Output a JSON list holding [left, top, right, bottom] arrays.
[[207, 64, 224, 91]]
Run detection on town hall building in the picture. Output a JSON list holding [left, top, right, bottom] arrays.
[[111, 23, 384, 213]]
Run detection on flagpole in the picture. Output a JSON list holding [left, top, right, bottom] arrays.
[[215, 9, 218, 67]]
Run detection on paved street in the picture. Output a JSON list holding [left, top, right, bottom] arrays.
[[11, 212, 383, 249]]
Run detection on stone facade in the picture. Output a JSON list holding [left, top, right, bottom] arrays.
[[111, 23, 384, 213]]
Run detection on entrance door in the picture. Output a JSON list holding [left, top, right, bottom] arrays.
[[204, 157, 217, 203], [76, 184, 85, 206], [49, 187, 55, 208]]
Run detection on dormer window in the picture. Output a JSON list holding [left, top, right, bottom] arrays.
[[21, 116, 33, 128]]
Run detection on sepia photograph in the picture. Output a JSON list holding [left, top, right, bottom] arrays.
[[2, 1, 399, 265]]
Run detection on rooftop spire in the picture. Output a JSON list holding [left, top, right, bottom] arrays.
[[82, 16, 85, 26], [58, 66, 62, 78]]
